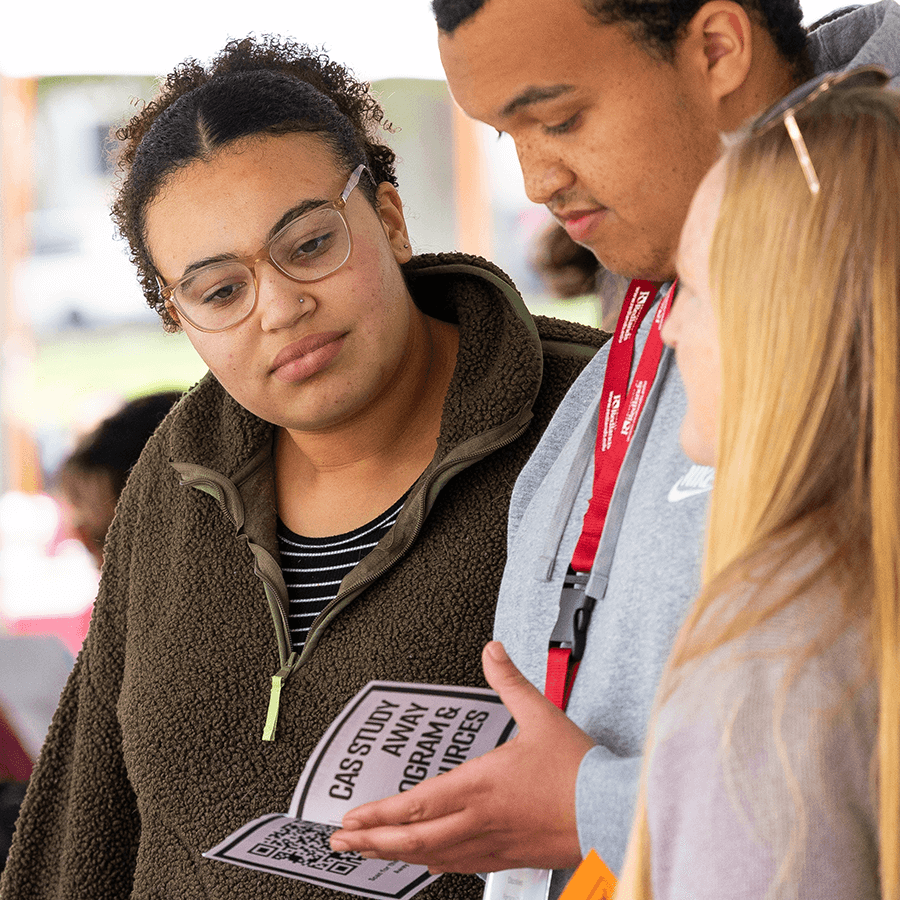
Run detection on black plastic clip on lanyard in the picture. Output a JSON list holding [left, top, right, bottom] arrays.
[[548, 566, 596, 664]]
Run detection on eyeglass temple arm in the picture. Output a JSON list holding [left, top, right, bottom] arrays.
[[339, 164, 368, 207], [783, 113, 821, 196]]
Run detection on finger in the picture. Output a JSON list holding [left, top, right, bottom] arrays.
[[330, 808, 482, 866], [339, 792, 420, 831], [407, 826, 525, 874], [340, 768, 468, 831], [352, 831, 514, 875], [482, 641, 556, 731]]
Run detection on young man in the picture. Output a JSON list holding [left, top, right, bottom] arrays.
[[331, 0, 900, 892]]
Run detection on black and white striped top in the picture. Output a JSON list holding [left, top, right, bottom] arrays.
[[277, 494, 407, 653]]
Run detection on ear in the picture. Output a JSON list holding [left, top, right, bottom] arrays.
[[164, 299, 182, 328], [681, 1, 753, 104], [375, 182, 413, 263]]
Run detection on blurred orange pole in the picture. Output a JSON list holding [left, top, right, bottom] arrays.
[[450, 101, 493, 260], [0, 77, 40, 493]]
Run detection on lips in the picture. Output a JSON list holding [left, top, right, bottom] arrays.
[[271, 331, 346, 383], [554, 206, 609, 245]]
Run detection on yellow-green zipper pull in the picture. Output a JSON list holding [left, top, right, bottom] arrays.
[[262, 652, 298, 742]]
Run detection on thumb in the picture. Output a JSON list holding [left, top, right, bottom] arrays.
[[482, 641, 555, 733]]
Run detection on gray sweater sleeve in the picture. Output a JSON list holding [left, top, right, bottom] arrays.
[[575, 747, 643, 872]]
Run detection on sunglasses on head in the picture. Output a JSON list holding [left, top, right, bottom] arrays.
[[750, 65, 891, 196]]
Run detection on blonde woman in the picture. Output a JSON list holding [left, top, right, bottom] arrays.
[[617, 70, 899, 900]]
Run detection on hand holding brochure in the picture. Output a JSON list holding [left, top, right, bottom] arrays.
[[204, 681, 515, 899]]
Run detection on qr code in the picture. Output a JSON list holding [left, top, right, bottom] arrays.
[[248, 820, 364, 876]]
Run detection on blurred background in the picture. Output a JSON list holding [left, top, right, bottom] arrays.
[[0, 0, 879, 648]]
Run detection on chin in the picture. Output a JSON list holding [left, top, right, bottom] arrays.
[[591, 241, 676, 284], [679, 424, 715, 468]]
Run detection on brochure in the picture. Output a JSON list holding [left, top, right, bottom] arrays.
[[205, 681, 515, 899]]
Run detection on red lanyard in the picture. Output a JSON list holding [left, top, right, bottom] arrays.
[[544, 279, 675, 710]]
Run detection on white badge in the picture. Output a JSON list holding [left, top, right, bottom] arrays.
[[483, 868, 552, 900]]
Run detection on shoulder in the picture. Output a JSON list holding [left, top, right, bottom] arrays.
[[518, 333, 610, 454], [664, 556, 872, 739], [807, 0, 900, 84], [505, 343, 611, 537], [531, 313, 609, 415], [650, 662, 876, 899], [650, 572, 877, 900], [533, 313, 609, 361], [145, 372, 272, 475]]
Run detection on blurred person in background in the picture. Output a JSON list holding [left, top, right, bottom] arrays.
[[1, 390, 181, 872], [0, 633, 70, 875], [58, 390, 183, 567], [0, 35, 604, 900], [532, 223, 599, 303], [532, 222, 628, 332], [618, 72, 898, 900], [0, 781, 26, 875]]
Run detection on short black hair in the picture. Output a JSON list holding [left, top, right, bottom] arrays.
[[433, 0, 486, 31], [433, 0, 809, 74], [112, 36, 398, 331], [60, 391, 183, 498]]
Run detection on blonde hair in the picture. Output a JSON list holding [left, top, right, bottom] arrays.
[[626, 86, 900, 900]]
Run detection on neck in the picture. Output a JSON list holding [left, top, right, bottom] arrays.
[[720, 27, 805, 132], [601, 303, 622, 333], [598, 272, 667, 332], [594, 271, 625, 332], [599, 35, 804, 329]]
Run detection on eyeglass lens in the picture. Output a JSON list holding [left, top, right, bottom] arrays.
[[175, 206, 351, 329]]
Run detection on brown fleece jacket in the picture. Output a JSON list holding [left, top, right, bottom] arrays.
[[1, 253, 606, 900]]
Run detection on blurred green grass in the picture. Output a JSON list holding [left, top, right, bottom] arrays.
[[20, 326, 209, 430]]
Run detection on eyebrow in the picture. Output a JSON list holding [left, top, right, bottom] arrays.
[[267, 198, 329, 241], [178, 197, 329, 279], [500, 84, 577, 119]]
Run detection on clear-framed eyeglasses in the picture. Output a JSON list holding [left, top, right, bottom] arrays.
[[157, 164, 369, 333], [751, 65, 890, 196]]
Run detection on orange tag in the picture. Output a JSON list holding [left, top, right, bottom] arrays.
[[559, 849, 617, 900]]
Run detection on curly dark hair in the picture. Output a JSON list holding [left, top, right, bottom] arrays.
[[433, 0, 809, 75], [111, 36, 398, 331]]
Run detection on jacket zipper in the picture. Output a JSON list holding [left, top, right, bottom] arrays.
[[181, 416, 532, 742], [177, 473, 295, 739]]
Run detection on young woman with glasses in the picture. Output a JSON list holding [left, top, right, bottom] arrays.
[[0, 36, 603, 900], [617, 70, 898, 900]]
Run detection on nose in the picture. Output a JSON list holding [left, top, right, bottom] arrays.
[[660, 291, 683, 348], [255, 260, 314, 332], [515, 138, 575, 206]]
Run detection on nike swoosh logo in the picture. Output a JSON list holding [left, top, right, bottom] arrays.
[[667, 465, 714, 503], [667, 484, 712, 502]]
